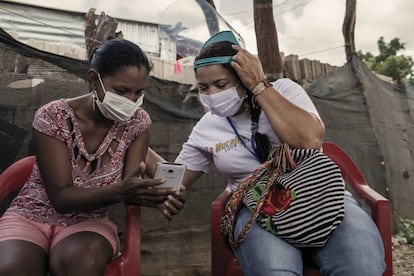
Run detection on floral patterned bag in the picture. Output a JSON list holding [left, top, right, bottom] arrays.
[[221, 143, 345, 249]]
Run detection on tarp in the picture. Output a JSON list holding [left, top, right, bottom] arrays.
[[306, 55, 414, 222]]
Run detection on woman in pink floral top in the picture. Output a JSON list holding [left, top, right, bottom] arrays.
[[0, 39, 185, 275]]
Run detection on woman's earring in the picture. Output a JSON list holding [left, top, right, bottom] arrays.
[[91, 91, 96, 111]]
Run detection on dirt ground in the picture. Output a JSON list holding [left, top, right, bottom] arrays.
[[392, 235, 414, 275]]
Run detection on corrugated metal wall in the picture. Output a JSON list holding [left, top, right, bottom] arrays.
[[0, 2, 86, 48], [0, 1, 176, 60], [118, 21, 159, 56]]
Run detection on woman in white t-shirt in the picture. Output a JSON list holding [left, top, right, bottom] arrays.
[[153, 31, 385, 275]]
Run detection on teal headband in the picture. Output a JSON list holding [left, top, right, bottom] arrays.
[[193, 56, 233, 68], [193, 30, 244, 69]]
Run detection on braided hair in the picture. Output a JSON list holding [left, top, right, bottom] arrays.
[[195, 41, 271, 162]]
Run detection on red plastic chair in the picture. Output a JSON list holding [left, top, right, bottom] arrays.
[[0, 156, 141, 276], [211, 142, 392, 276]]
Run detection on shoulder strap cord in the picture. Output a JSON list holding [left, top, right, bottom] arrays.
[[226, 117, 260, 162]]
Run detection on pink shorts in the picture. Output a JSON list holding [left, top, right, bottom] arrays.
[[0, 211, 120, 256]]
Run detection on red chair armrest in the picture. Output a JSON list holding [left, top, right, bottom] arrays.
[[211, 185, 232, 210], [351, 184, 392, 276], [211, 185, 243, 276], [348, 184, 392, 276], [122, 205, 141, 265], [322, 142, 392, 276], [104, 205, 141, 276], [211, 185, 232, 253]]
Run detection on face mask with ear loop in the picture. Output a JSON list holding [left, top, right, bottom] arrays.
[[93, 73, 144, 122], [199, 83, 246, 117]]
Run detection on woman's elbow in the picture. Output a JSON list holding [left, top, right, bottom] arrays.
[[301, 124, 325, 149], [302, 136, 324, 149]]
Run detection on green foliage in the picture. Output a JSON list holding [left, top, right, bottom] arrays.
[[399, 218, 414, 244], [358, 37, 414, 85], [377, 55, 413, 82]]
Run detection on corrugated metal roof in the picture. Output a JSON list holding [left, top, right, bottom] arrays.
[[0, 1, 176, 59], [0, 2, 86, 47]]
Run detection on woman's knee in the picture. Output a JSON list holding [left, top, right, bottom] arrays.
[[313, 197, 386, 275], [49, 232, 112, 275], [234, 208, 303, 275], [0, 241, 47, 275]]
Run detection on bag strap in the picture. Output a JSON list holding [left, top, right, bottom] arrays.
[[220, 144, 296, 249]]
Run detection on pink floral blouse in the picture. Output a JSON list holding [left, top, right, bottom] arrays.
[[8, 99, 151, 226]]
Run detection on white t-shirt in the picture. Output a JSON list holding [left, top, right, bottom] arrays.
[[175, 78, 320, 191]]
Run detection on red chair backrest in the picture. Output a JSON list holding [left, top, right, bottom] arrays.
[[0, 156, 36, 201]]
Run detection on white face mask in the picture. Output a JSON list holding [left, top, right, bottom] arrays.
[[199, 84, 245, 117], [95, 73, 144, 122]]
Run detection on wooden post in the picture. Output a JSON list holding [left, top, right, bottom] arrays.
[[84, 8, 122, 61], [343, 0, 356, 62], [254, 0, 283, 80]]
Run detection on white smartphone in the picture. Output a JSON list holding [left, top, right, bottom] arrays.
[[154, 162, 185, 190]]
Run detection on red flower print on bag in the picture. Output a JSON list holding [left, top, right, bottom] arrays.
[[261, 184, 296, 216]]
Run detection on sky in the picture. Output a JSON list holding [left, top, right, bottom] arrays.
[[4, 0, 414, 67]]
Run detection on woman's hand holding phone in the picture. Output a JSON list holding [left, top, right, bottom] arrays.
[[153, 162, 185, 191], [154, 162, 187, 220]]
